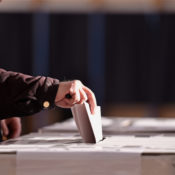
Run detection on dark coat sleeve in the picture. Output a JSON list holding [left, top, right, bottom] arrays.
[[0, 68, 59, 119]]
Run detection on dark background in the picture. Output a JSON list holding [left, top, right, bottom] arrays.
[[1, 13, 175, 133]]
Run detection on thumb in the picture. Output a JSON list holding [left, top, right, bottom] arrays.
[[0, 120, 9, 137]]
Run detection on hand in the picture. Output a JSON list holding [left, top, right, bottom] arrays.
[[0, 117, 22, 140], [55, 80, 97, 114]]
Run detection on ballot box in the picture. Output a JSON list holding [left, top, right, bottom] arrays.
[[0, 132, 175, 175], [39, 116, 175, 134]]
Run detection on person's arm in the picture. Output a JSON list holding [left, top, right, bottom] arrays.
[[0, 68, 59, 119], [0, 68, 97, 119], [0, 68, 97, 141]]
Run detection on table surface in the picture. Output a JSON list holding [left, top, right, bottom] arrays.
[[0, 117, 175, 175]]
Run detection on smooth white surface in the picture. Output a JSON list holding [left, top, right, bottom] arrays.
[[16, 151, 141, 175], [40, 116, 175, 134], [0, 132, 175, 175]]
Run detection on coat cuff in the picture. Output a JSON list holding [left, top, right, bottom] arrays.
[[37, 78, 59, 110]]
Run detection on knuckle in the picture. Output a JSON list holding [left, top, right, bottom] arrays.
[[70, 82, 75, 88], [73, 96, 80, 102], [74, 80, 82, 85], [82, 95, 87, 100], [72, 80, 76, 84], [73, 80, 78, 84]]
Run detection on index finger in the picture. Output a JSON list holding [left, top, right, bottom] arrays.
[[82, 86, 97, 114]]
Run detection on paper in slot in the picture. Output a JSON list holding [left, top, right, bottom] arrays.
[[71, 102, 103, 143]]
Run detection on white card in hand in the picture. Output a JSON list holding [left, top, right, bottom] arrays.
[[71, 102, 103, 143]]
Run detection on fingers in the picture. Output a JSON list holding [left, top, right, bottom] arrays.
[[10, 128, 21, 139], [55, 80, 97, 114], [55, 80, 81, 103], [0, 118, 21, 139], [77, 88, 88, 104], [62, 80, 82, 105], [69, 90, 81, 105], [9, 117, 21, 139], [0, 120, 9, 137], [82, 86, 97, 114], [67, 83, 97, 114]]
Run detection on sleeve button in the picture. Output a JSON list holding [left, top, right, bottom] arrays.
[[43, 101, 50, 108]]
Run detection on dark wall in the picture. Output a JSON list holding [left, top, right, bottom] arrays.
[[106, 14, 175, 104], [49, 15, 88, 83], [0, 13, 32, 74], [0, 13, 175, 105]]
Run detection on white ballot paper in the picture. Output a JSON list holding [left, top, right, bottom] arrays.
[[71, 102, 103, 143]]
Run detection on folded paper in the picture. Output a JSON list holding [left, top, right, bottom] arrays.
[[71, 102, 103, 143]]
